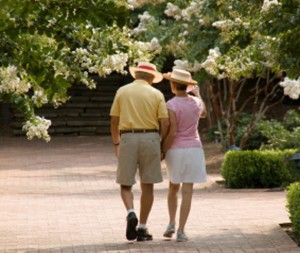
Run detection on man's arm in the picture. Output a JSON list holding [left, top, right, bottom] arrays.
[[110, 116, 120, 145], [159, 117, 170, 144]]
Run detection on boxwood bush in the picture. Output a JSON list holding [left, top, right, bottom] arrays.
[[287, 182, 300, 235], [221, 150, 294, 188]]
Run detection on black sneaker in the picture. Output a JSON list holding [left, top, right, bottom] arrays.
[[137, 228, 153, 241], [126, 212, 138, 241]]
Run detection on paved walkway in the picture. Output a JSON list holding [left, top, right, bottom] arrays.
[[0, 136, 299, 253]]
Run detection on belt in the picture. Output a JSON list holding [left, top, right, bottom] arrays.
[[120, 129, 159, 135]]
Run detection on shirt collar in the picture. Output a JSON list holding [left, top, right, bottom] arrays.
[[133, 79, 149, 85]]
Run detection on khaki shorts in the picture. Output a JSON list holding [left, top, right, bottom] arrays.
[[116, 132, 163, 186]]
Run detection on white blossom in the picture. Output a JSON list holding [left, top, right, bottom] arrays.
[[173, 60, 194, 72], [149, 37, 162, 53], [51, 93, 70, 108], [0, 65, 31, 94], [164, 3, 182, 20], [181, 31, 189, 37], [139, 11, 154, 22], [212, 18, 245, 31], [173, 59, 203, 73], [192, 61, 202, 72], [209, 48, 221, 58], [279, 77, 300, 100], [79, 77, 95, 89], [181, 1, 204, 21], [261, 0, 281, 12], [212, 20, 229, 30], [74, 48, 89, 56], [200, 48, 221, 76], [128, 41, 152, 62], [128, 0, 164, 9], [22, 116, 51, 142], [71, 48, 95, 74], [132, 11, 156, 35], [53, 60, 71, 80], [46, 17, 57, 28], [259, 36, 279, 68], [100, 53, 129, 76], [32, 89, 48, 105]]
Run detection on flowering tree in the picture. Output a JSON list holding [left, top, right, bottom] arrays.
[[129, 0, 300, 149], [0, 0, 156, 141]]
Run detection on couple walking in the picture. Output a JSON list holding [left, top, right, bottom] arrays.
[[110, 62, 207, 242]]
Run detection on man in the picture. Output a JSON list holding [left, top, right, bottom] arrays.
[[110, 62, 169, 241]]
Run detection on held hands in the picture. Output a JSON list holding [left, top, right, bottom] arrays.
[[160, 152, 165, 161]]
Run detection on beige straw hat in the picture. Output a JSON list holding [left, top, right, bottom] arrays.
[[163, 69, 197, 85], [129, 62, 163, 83]]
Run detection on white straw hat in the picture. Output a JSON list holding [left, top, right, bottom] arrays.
[[163, 69, 197, 85], [129, 62, 163, 83]]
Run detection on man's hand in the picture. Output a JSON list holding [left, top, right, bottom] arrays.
[[114, 144, 119, 157], [160, 152, 165, 161]]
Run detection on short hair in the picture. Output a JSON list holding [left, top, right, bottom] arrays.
[[135, 71, 155, 81], [172, 81, 186, 91]]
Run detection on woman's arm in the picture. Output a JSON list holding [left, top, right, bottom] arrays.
[[200, 100, 207, 118], [190, 86, 207, 118]]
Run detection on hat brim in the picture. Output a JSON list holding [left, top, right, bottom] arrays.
[[129, 67, 163, 83], [163, 73, 197, 85]]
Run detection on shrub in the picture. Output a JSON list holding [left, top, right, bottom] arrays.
[[236, 119, 280, 150], [221, 150, 293, 188], [287, 182, 300, 235], [282, 109, 300, 131], [280, 150, 300, 183], [207, 109, 300, 150], [244, 110, 300, 150]]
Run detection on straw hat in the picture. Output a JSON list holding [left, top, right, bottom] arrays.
[[163, 69, 197, 85], [129, 62, 163, 83]]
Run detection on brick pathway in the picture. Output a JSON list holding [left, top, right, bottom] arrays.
[[0, 136, 299, 253]]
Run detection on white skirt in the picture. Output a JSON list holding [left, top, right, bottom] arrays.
[[165, 147, 207, 183]]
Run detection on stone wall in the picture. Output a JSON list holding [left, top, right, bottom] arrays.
[[5, 73, 173, 137]]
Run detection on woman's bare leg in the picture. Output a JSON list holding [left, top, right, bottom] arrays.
[[168, 182, 180, 224], [178, 183, 193, 232]]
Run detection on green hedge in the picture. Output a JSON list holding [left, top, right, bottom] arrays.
[[287, 182, 300, 235], [221, 150, 295, 188]]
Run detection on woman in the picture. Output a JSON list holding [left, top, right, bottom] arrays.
[[162, 68, 207, 242]]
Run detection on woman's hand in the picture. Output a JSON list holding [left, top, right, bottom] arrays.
[[191, 86, 200, 97]]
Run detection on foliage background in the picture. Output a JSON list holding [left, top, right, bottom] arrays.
[[0, 0, 299, 145]]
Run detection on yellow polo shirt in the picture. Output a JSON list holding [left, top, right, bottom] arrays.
[[110, 80, 168, 130]]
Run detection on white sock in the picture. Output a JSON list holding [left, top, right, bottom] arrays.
[[138, 224, 147, 229], [127, 209, 135, 215]]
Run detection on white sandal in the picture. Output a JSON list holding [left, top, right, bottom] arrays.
[[163, 224, 175, 238], [176, 231, 188, 242]]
